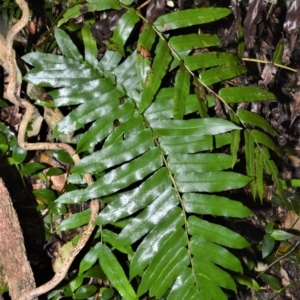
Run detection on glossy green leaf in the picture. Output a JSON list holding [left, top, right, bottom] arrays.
[[100, 287, 115, 300], [191, 237, 243, 272], [57, 209, 91, 231], [193, 258, 236, 292], [167, 268, 198, 300], [144, 87, 176, 119], [99, 50, 123, 72], [88, 0, 122, 10], [103, 116, 144, 147], [262, 147, 287, 203], [48, 150, 73, 164], [84, 265, 106, 279], [262, 147, 278, 176], [120, 0, 134, 4], [99, 244, 137, 300], [183, 193, 252, 217], [118, 186, 179, 246], [137, 23, 156, 53], [138, 39, 172, 113], [137, 228, 188, 297], [290, 194, 300, 215], [267, 223, 278, 236], [244, 131, 254, 167], [0, 99, 8, 107], [54, 28, 83, 62], [45, 167, 64, 176], [102, 229, 133, 255], [76, 103, 135, 152], [69, 273, 84, 293], [200, 65, 247, 86], [136, 24, 156, 87], [78, 242, 102, 275], [111, 8, 140, 56], [185, 52, 240, 70], [188, 216, 249, 248], [74, 285, 97, 299], [255, 147, 264, 201], [82, 148, 163, 200], [62, 284, 73, 298], [154, 7, 231, 31], [168, 153, 233, 173], [0, 144, 8, 155], [159, 135, 212, 154], [270, 229, 295, 241], [215, 132, 232, 148], [10, 138, 27, 164], [237, 109, 278, 136], [52, 89, 123, 137], [273, 41, 284, 65], [21, 162, 46, 175], [112, 51, 141, 94], [49, 78, 114, 106], [234, 274, 260, 290], [260, 274, 282, 290], [0, 132, 6, 145], [262, 233, 275, 259], [22, 52, 79, 69], [32, 189, 56, 203], [24, 65, 100, 88], [174, 62, 190, 119], [27, 61, 84, 72], [170, 34, 220, 52], [82, 23, 97, 66], [230, 129, 240, 167], [149, 246, 189, 299], [96, 168, 171, 225], [150, 118, 240, 136], [245, 130, 256, 197], [74, 129, 153, 174], [196, 274, 228, 300], [280, 179, 300, 188], [219, 86, 276, 103], [130, 207, 184, 279], [136, 54, 151, 88], [57, 5, 82, 27], [176, 171, 252, 192], [0, 98, 8, 107], [144, 89, 198, 120], [57, 0, 122, 27], [251, 130, 281, 156], [53, 203, 68, 215]]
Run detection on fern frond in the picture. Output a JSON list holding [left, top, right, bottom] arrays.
[[22, 3, 285, 298]]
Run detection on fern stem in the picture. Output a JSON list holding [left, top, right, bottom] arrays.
[[242, 57, 297, 72], [256, 239, 300, 278]]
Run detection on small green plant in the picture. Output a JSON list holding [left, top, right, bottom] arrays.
[[0, 120, 27, 175], [0, 0, 20, 28]]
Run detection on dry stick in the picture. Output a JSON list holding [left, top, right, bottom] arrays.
[[256, 239, 300, 279], [2, 1, 100, 299]]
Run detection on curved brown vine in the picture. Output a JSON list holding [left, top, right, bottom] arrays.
[[0, 1, 100, 299]]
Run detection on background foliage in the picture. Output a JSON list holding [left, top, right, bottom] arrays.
[[1, 0, 300, 299]]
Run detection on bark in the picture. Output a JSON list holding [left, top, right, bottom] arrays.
[[0, 177, 36, 299]]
